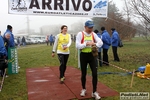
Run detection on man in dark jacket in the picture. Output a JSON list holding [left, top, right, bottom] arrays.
[[111, 28, 120, 62], [101, 27, 111, 66], [22, 36, 26, 46]]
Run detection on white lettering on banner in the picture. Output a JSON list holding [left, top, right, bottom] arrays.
[[11, 49, 15, 58], [8, 0, 108, 17], [12, 62, 16, 73], [9, 48, 18, 74]]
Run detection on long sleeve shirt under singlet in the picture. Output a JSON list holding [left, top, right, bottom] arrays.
[[76, 31, 103, 50]]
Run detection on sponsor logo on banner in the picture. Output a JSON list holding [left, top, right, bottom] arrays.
[[11, 0, 27, 11], [9, 0, 108, 17]]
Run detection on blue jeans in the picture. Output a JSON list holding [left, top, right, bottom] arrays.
[[22, 42, 26, 46]]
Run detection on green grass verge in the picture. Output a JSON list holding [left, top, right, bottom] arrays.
[[0, 41, 150, 100]]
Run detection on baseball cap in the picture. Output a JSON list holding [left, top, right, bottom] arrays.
[[85, 20, 94, 28]]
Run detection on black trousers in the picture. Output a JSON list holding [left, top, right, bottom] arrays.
[[46, 41, 49, 46], [57, 54, 69, 78], [50, 41, 54, 46], [103, 49, 109, 65], [0, 68, 5, 77], [0, 57, 7, 77], [112, 46, 120, 61], [50, 41, 52, 46], [80, 52, 98, 93]]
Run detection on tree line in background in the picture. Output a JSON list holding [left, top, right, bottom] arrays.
[[123, 0, 150, 41], [40, 0, 150, 41], [93, 0, 150, 41]]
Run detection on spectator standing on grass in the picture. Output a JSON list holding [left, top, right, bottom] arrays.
[[3, 33, 11, 53], [101, 27, 111, 66], [1, 33, 11, 77], [3, 25, 20, 69], [111, 28, 120, 62], [3, 25, 15, 48], [49, 34, 54, 46], [76, 20, 103, 100], [51, 25, 72, 84], [46, 35, 49, 46], [22, 36, 26, 46], [17, 37, 21, 47]]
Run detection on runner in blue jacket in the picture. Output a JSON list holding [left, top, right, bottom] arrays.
[[101, 27, 111, 66], [111, 28, 120, 62], [3, 25, 15, 48]]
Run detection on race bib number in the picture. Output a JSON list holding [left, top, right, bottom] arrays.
[[62, 44, 67, 49], [85, 40, 92, 48]]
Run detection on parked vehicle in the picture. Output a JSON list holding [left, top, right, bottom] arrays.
[[34, 37, 46, 43], [35, 38, 44, 44], [26, 38, 37, 44], [41, 39, 46, 43], [26, 39, 32, 45]]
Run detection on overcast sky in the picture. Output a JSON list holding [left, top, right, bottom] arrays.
[[0, 0, 123, 35]]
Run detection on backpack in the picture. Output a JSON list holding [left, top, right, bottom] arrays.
[[118, 35, 123, 47], [118, 39, 123, 47]]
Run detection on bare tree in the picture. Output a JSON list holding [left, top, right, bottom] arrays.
[[124, 0, 150, 39]]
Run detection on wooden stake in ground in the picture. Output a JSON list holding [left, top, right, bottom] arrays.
[[130, 69, 135, 88], [0, 68, 7, 92]]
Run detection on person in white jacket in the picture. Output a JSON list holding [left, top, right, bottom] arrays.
[[76, 20, 103, 100]]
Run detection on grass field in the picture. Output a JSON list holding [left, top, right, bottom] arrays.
[[0, 38, 150, 100]]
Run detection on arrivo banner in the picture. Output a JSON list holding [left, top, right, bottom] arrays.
[[8, 0, 108, 17]]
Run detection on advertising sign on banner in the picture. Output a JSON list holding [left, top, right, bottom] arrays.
[[8, 0, 108, 17], [8, 47, 18, 74]]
